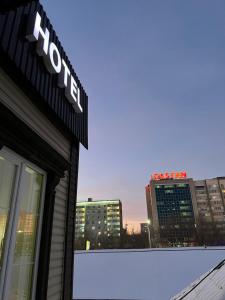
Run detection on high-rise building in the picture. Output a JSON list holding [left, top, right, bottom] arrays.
[[146, 172, 225, 247], [195, 177, 225, 246], [75, 199, 123, 249], [146, 172, 199, 247]]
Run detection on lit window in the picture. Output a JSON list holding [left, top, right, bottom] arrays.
[[165, 190, 174, 194], [92, 226, 95, 230]]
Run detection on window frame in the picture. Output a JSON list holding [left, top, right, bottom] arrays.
[[0, 146, 47, 300]]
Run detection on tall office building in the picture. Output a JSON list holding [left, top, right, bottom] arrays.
[[195, 177, 225, 245], [146, 172, 199, 247], [75, 199, 122, 249]]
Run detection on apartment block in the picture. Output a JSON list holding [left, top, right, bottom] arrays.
[[75, 198, 122, 249], [195, 178, 225, 245]]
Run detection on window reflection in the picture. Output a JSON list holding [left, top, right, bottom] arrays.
[[9, 166, 43, 300], [0, 157, 17, 278]]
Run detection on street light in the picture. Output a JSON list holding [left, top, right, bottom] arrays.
[[147, 219, 152, 248]]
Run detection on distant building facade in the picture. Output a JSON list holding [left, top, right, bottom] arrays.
[[146, 172, 199, 247], [195, 178, 225, 246], [75, 199, 122, 249], [146, 172, 225, 247]]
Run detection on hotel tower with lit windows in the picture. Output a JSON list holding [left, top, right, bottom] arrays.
[[146, 172, 199, 248], [75, 199, 123, 249], [146, 172, 225, 247]]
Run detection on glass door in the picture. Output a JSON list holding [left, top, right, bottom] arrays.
[[0, 148, 46, 300], [0, 152, 20, 300]]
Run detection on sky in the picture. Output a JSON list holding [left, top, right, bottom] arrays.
[[41, 0, 225, 230]]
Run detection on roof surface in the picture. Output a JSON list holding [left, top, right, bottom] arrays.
[[73, 247, 225, 300]]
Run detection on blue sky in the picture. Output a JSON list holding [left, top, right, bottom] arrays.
[[42, 0, 225, 229]]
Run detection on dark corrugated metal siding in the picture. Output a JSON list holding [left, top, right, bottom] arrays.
[[0, 1, 88, 148], [0, 0, 37, 12], [47, 172, 69, 300]]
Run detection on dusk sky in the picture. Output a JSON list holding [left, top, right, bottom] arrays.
[[42, 0, 225, 230]]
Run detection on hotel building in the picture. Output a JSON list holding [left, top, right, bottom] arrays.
[[146, 172, 199, 247], [0, 1, 88, 299], [146, 172, 225, 247], [75, 199, 122, 249]]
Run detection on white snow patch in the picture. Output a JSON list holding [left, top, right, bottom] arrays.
[[73, 247, 225, 300]]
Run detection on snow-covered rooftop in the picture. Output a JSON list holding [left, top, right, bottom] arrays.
[[171, 259, 225, 300], [73, 247, 225, 300]]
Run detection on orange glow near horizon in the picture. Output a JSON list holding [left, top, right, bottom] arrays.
[[123, 219, 146, 234]]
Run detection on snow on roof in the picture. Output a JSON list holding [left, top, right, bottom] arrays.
[[171, 259, 225, 300], [73, 247, 225, 300]]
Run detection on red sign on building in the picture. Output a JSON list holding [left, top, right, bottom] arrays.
[[151, 171, 187, 181]]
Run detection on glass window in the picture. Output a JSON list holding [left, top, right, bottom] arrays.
[[0, 148, 46, 300], [165, 190, 174, 194], [9, 166, 44, 300], [0, 156, 17, 283]]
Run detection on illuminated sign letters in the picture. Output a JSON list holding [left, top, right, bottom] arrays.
[[151, 171, 187, 181], [26, 12, 83, 113]]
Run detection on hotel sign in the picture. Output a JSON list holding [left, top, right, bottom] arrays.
[[151, 172, 187, 181], [0, 2, 88, 147], [26, 12, 83, 113]]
